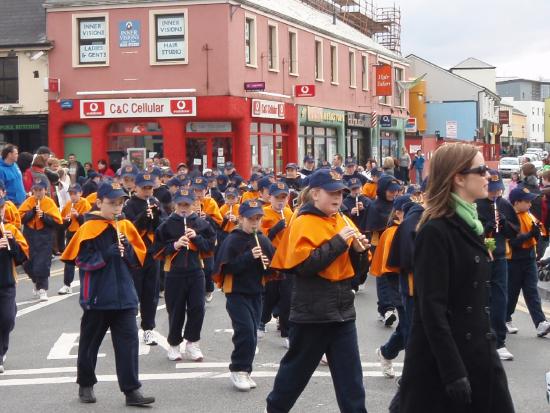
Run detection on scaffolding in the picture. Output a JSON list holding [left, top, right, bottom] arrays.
[[298, 0, 402, 55]]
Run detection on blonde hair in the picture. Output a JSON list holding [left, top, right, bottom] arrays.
[[418, 143, 480, 228], [382, 157, 394, 169]]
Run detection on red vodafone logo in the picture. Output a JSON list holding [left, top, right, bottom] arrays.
[[252, 100, 262, 117], [170, 99, 194, 115], [278, 103, 285, 118], [82, 101, 105, 116], [294, 84, 315, 97]]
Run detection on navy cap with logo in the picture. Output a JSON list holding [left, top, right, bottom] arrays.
[[167, 177, 182, 187], [97, 182, 127, 200], [225, 187, 239, 198], [331, 166, 344, 176], [68, 183, 83, 193], [285, 163, 298, 170], [135, 172, 155, 187], [308, 169, 347, 192], [31, 177, 48, 190], [249, 173, 263, 183], [509, 187, 538, 204], [269, 182, 290, 196], [406, 184, 421, 195], [173, 188, 196, 204], [239, 200, 265, 218], [192, 177, 208, 190], [347, 177, 362, 190], [149, 167, 162, 178], [393, 195, 412, 211], [121, 165, 138, 178], [224, 161, 235, 170], [303, 155, 314, 163], [345, 157, 357, 167], [488, 169, 505, 193], [257, 176, 273, 192], [370, 167, 383, 178]]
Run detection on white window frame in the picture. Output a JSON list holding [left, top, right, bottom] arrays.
[[267, 21, 279, 72], [72, 12, 109, 68], [361, 53, 368, 91], [349, 49, 356, 89], [244, 14, 257, 68], [288, 28, 298, 76], [314, 37, 324, 82], [149, 8, 189, 66], [330, 43, 339, 85]]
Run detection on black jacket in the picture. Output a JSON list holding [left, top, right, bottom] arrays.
[[342, 193, 371, 232], [399, 214, 514, 413], [476, 196, 518, 259]]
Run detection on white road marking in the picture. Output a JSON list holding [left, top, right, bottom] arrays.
[[47, 333, 105, 360], [1, 367, 77, 376], [16, 282, 80, 318], [214, 329, 234, 333]]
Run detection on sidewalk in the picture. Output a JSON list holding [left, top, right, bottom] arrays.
[[538, 281, 550, 301]]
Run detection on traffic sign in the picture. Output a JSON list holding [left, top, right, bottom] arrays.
[[294, 84, 315, 97]]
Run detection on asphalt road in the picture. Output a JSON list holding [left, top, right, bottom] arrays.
[[1, 260, 550, 413]]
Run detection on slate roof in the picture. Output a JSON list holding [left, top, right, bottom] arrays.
[[0, 0, 49, 47]]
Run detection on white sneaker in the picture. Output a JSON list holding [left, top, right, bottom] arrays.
[[205, 292, 214, 303], [38, 289, 48, 302], [384, 310, 398, 327], [58, 285, 72, 295], [376, 347, 395, 378], [497, 347, 514, 361], [143, 330, 158, 346], [506, 322, 519, 334], [185, 341, 204, 361], [247, 373, 257, 389], [230, 371, 251, 391], [282, 338, 290, 349], [537, 321, 550, 337], [320, 354, 328, 366], [167, 345, 182, 361]]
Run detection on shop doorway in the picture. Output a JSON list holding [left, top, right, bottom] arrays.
[[107, 122, 163, 171], [185, 134, 233, 173]]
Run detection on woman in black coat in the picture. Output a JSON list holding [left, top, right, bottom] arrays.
[[398, 143, 515, 413]]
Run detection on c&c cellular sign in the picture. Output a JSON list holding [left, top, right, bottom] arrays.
[[80, 97, 197, 119]]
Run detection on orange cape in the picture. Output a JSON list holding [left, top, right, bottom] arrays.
[[271, 212, 356, 281], [241, 191, 259, 203], [61, 198, 92, 232], [220, 203, 240, 233], [517, 211, 537, 250], [201, 197, 223, 226], [261, 206, 293, 248], [369, 224, 400, 277], [4, 200, 21, 229], [61, 217, 146, 266], [85, 192, 97, 206], [18, 196, 63, 230], [1, 222, 29, 282], [361, 182, 377, 199]]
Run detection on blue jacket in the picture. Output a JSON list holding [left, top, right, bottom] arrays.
[[413, 155, 425, 171], [0, 160, 26, 206]]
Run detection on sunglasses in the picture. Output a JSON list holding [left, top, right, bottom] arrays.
[[459, 165, 490, 176]]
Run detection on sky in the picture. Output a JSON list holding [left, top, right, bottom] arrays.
[[380, 0, 550, 80]]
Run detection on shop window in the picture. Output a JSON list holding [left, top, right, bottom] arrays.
[[0, 57, 18, 103], [108, 122, 163, 161], [75, 15, 108, 66], [250, 122, 288, 174], [315, 38, 323, 81], [361, 54, 368, 91], [330, 44, 338, 84], [349, 50, 356, 88], [268, 23, 279, 71], [299, 126, 337, 165], [288, 30, 298, 75], [245, 15, 257, 67]]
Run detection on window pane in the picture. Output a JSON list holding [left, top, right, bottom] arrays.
[[326, 127, 336, 136], [313, 127, 325, 136], [298, 136, 305, 165], [186, 138, 207, 172], [327, 137, 337, 161], [212, 137, 232, 169], [2, 57, 18, 77], [250, 122, 258, 133], [0, 80, 18, 103], [275, 135, 283, 173], [260, 123, 273, 133], [314, 137, 326, 162], [250, 135, 258, 166], [260, 135, 274, 170]]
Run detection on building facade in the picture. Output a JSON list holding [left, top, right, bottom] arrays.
[[45, 0, 409, 176], [501, 97, 545, 145], [496, 78, 550, 102]]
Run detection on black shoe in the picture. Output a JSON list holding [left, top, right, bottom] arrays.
[[125, 389, 155, 406], [79, 386, 96, 403]]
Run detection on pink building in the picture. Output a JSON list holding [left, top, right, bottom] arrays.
[[45, 0, 409, 176]]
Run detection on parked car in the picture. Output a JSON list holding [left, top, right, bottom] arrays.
[[519, 155, 543, 171], [499, 157, 521, 177]]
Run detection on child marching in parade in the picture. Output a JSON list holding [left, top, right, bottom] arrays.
[[61, 182, 154, 406], [0, 198, 28, 373], [153, 188, 217, 362], [19, 177, 63, 301], [58, 184, 92, 295], [219, 187, 240, 241], [213, 200, 275, 392]]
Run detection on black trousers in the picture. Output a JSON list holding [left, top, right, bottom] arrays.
[[77, 308, 141, 393], [266, 321, 367, 413], [203, 257, 215, 293], [132, 259, 160, 331], [0, 287, 16, 359], [63, 231, 76, 287], [226, 293, 261, 373], [165, 272, 205, 345], [261, 279, 291, 337]]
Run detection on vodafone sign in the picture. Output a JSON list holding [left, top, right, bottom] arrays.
[[294, 84, 315, 97], [251, 99, 285, 119], [80, 97, 197, 119]]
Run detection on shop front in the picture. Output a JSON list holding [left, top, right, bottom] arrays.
[[298, 105, 345, 166], [48, 96, 297, 178], [378, 116, 406, 160], [345, 112, 372, 165], [0, 115, 48, 153]]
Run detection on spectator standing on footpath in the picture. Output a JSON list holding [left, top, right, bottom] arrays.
[[398, 148, 411, 184], [67, 154, 86, 184], [0, 145, 26, 206], [412, 150, 425, 185]]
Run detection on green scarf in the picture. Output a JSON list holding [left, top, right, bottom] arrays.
[[451, 193, 484, 236]]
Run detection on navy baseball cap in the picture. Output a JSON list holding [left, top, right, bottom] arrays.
[[370, 167, 383, 177], [121, 164, 138, 177], [31, 177, 48, 189], [149, 167, 162, 178], [249, 173, 263, 183], [68, 183, 83, 193], [308, 169, 347, 192], [173, 188, 196, 204], [167, 177, 182, 187], [387, 180, 401, 193], [345, 157, 357, 167], [87, 171, 100, 180], [239, 200, 265, 218], [161, 168, 174, 177], [509, 187, 538, 204], [406, 184, 421, 195], [269, 182, 290, 196], [135, 172, 155, 187], [304, 155, 314, 163], [258, 176, 273, 192], [192, 177, 208, 190], [97, 182, 127, 200], [393, 195, 412, 211], [488, 169, 505, 192], [224, 161, 235, 170], [225, 187, 239, 198], [285, 163, 298, 170], [347, 177, 362, 190]]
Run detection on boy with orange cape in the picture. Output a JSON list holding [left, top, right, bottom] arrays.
[[60, 182, 155, 407], [0, 197, 29, 374], [19, 177, 63, 301], [266, 169, 370, 413]]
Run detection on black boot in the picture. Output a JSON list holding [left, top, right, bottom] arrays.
[[79, 386, 96, 403], [125, 389, 155, 406]]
